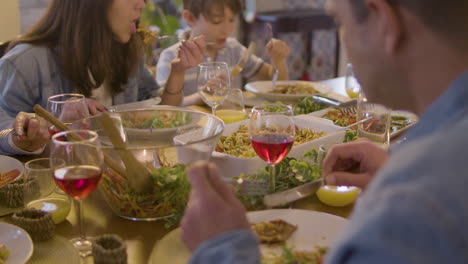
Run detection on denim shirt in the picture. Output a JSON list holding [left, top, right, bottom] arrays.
[[189, 71, 468, 264], [0, 43, 159, 155]]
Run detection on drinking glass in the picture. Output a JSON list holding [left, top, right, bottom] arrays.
[[345, 63, 361, 99], [356, 91, 392, 148], [47, 93, 90, 136], [215, 88, 247, 124], [249, 104, 295, 192], [24, 158, 71, 224], [50, 130, 103, 257], [197, 62, 231, 115]]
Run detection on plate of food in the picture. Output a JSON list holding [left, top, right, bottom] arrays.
[[0, 156, 26, 216], [309, 108, 418, 138], [245, 81, 332, 102], [211, 115, 346, 179], [149, 209, 348, 264], [0, 222, 33, 264]]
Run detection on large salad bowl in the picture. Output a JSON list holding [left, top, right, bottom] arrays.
[[74, 107, 224, 221]]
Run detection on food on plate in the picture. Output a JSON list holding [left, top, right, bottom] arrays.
[[121, 111, 191, 129], [251, 219, 297, 244], [0, 244, 9, 264], [390, 115, 412, 133], [316, 185, 360, 207], [236, 149, 322, 210], [270, 83, 320, 95], [216, 125, 326, 158], [294, 97, 327, 115], [0, 169, 21, 187], [100, 164, 190, 228], [321, 109, 356, 127], [262, 245, 328, 264]]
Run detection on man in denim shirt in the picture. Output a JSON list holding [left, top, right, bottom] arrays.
[[180, 0, 468, 263]]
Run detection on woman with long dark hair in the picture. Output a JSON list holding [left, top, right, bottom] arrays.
[[0, 0, 205, 155]]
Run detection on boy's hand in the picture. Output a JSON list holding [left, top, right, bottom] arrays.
[[172, 36, 207, 73], [266, 38, 290, 66]]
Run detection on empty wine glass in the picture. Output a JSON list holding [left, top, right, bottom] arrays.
[[249, 104, 295, 192], [216, 88, 247, 124], [345, 63, 361, 99], [47, 93, 90, 136], [50, 130, 103, 257], [197, 62, 231, 115]]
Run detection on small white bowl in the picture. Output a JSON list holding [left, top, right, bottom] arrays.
[[0, 155, 25, 187]]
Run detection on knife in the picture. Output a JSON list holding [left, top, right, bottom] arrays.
[[263, 179, 324, 207], [312, 95, 357, 108]]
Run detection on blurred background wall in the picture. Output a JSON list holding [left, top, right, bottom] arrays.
[[0, 0, 21, 42]]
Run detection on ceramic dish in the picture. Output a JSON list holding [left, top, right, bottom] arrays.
[[245, 81, 332, 102], [0, 222, 33, 264], [149, 209, 348, 264]]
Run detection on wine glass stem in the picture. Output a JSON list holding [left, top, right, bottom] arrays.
[[269, 164, 276, 193], [74, 199, 86, 241], [211, 105, 217, 116]]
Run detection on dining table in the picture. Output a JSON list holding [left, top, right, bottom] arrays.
[[0, 77, 354, 264]]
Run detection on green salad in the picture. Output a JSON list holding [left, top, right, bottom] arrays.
[[236, 149, 322, 210], [100, 164, 190, 228], [122, 111, 192, 129]]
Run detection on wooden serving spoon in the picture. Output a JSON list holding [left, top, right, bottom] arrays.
[[99, 113, 152, 193]]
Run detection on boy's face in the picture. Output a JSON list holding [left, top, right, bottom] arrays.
[[190, 6, 237, 49]]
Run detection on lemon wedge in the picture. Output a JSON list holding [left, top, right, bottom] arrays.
[[316, 185, 360, 207], [27, 197, 71, 224]]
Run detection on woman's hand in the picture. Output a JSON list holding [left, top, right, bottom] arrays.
[[12, 112, 50, 152], [85, 98, 108, 115], [171, 36, 207, 73], [266, 38, 290, 66], [322, 139, 389, 189]]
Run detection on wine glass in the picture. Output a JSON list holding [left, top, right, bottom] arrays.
[[47, 93, 90, 136], [345, 63, 361, 99], [216, 88, 247, 124], [50, 130, 103, 257], [197, 62, 231, 115], [249, 104, 295, 192]]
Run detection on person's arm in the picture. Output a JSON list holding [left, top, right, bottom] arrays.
[[181, 161, 261, 264], [0, 58, 49, 155], [251, 38, 290, 81], [322, 139, 389, 189], [160, 36, 207, 105]]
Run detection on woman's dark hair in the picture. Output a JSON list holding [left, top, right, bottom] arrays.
[[10, 0, 145, 97], [183, 0, 242, 20]]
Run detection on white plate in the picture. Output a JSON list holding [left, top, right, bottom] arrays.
[[309, 108, 419, 138], [108, 97, 162, 112], [0, 222, 33, 264], [245, 81, 332, 102], [149, 209, 347, 264], [0, 155, 24, 188]]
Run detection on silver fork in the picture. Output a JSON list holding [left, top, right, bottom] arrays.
[[0, 128, 14, 140]]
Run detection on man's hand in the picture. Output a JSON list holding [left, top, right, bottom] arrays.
[[181, 161, 251, 251], [12, 112, 50, 152], [322, 139, 389, 189], [172, 36, 207, 73]]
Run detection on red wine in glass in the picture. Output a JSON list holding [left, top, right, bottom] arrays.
[[53, 165, 102, 200], [251, 134, 294, 165], [48, 126, 61, 137]]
